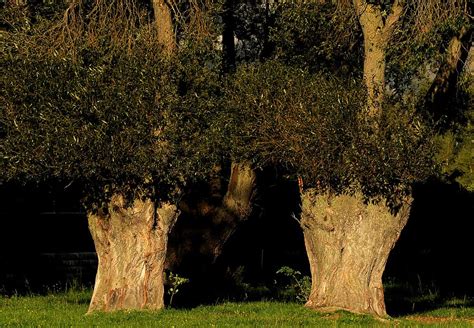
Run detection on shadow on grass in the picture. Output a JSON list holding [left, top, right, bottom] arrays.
[[385, 180, 474, 317], [385, 279, 474, 317]]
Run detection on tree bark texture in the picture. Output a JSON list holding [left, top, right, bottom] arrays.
[[212, 162, 257, 257], [167, 162, 256, 268], [87, 194, 179, 313], [353, 0, 403, 117], [152, 0, 176, 54], [300, 190, 411, 317]]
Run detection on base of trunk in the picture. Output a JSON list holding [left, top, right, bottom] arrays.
[[87, 195, 179, 313], [301, 190, 411, 317]]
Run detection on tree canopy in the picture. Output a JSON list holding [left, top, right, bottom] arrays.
[[225, 61, 435, 208], [0, 0, 223, 208]]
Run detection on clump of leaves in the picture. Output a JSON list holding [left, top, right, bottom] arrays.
[[386, 0, 469, 97], [269, 1, 362, 76], [166, 272, 190, 307], [435, 103, 474, 191]]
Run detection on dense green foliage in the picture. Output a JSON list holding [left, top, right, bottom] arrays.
[[269, 1, 362, 76], [1, 0, 468, 209], [225, 61, 435, 207], [387, 1, 469, 99], [0, 2, 469, 211], [436, 104, 474, 191], [0, 2, 222, 207]]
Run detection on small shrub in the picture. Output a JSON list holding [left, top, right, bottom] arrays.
[[276, 266, 311, 303], [166, 272, 189, 307]]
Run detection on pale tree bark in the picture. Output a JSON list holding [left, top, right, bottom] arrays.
[[301, 2, 406, 317], [353, 0, 403, 117], [300, 0, 469, 318], [301, 190, 411, 317], [166, 162, 256, 268], [87, 194, 179, 313], [301, 4, 403, 315], [152, 0, 176, 54]]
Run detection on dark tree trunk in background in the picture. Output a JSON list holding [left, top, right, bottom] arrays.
[[222, 0, 236, 73], [425, 26, 472, 119], [167, 162, 256, 268], [87, 195, 179, 313], [300, 190, 411, 317], [209, 162, 256, 258]]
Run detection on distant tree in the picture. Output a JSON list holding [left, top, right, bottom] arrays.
[[165, 0, 257, 271]]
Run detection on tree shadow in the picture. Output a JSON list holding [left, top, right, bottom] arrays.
[[385, 179, 474, 317]]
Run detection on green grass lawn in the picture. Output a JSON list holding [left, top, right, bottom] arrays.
[[1, 290, 473, 327]]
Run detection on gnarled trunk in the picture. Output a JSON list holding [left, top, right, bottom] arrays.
[[300, 190, 411, 317], [167, 162, 256, 268], [87, 194, 179, 313], [210, 161, 256, 258]]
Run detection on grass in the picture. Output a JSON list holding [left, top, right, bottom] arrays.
[[0, 290, 473, 327]]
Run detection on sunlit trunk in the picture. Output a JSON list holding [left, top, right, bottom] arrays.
[[152, 0, 176, 54], [87, 195, 178, 313], [301, 190, 411, 317]]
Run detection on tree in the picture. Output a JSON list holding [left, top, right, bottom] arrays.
[[298, 0, 470, 317], [0, 0, 221, 312], [227, 0, 469, 317], [226, 61, 434, 318], [165, 0, 257, 271], [1, 0, 256, 310], [296, 0, 405, 317]]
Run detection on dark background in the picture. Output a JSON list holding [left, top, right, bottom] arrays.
[[1, 173, 473, 314]]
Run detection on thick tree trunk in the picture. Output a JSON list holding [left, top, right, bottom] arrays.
[[87, 194, 179, 313], [167, 162, 256, 268], [300, 190, 411, 317], [210, 161, 256, 258]]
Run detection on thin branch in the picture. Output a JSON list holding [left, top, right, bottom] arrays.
[[382, 0, 404, 41]]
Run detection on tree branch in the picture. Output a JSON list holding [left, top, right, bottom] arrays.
[[382, 0, 404, 41], [353, 0, 384, 38]]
